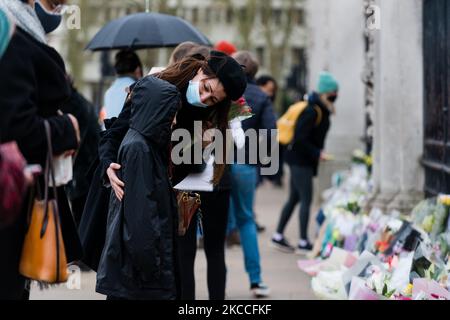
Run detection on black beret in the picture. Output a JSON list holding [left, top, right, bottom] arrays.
[[207, 50, 247, 101]]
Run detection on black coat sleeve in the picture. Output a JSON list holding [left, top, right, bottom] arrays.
[[97, 95, 132, 177], [121, 144, 161, 280], [291, 108, 321, 162]]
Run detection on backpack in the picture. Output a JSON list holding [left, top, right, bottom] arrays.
[[276, 101, 322, 145]]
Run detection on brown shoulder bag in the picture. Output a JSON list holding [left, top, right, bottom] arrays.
[[19, 120, 68, 284], [176, 191, 201, 236]]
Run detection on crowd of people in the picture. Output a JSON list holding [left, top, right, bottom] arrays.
[[0, 0, 339, 301]]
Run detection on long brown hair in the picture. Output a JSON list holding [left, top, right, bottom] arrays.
[[155, 55, 232, 185]]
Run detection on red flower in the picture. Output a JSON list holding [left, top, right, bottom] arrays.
[[235, 96, 246, 106]]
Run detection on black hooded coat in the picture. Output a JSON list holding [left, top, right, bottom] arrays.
[[95, 76, 180, 299]]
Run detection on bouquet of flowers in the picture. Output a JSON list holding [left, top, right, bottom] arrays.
[[411, 197, 449, 240], [351, 149, 373, 174], [365, 266, 396, 298], [228, 96, 253, 122]]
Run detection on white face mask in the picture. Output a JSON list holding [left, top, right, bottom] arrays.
[[186, 80, 208, 108]]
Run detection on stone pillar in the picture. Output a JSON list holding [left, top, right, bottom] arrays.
[[306, 0, 366, 205], [305, 0, 365, 160], [371, 0, 424, 213]]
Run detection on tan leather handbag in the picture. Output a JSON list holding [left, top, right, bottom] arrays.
[[19, 121, 68, 284], [176, 191, 201, 236]]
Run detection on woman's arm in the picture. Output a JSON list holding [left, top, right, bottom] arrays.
[[98, 89, 135, 200]]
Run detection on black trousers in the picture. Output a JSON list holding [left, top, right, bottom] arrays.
[[177, 190, 230, 300], [276, 165, 314, 240]]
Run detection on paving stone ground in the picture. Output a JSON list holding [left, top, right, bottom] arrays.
[[31, 177, 318, 300]]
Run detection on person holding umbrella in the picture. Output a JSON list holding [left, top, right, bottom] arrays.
[[102, 50, 143, 120], [91, 51, 247, 300]]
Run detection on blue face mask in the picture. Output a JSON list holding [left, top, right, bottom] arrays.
[[186, 81, 208, 108], [35, 1, 63, 34]]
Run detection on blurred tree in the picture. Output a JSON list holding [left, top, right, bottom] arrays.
[[144, 0, 183, 68], [61, 0, 302, 113], [65, 0, 116, 91], [261, 0, 295, 85], [219, 0, 257, 50], [261, 0, 296, 113], [65, 0, 86, 90], [213, 0, 298, 113]]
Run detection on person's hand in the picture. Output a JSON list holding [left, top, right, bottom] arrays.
[[107, 163, 124, 201], [23, 164, 42, 186], [67, 113, 80, 145], [320, 151, 333, 161], [99, 107, 107, 123]]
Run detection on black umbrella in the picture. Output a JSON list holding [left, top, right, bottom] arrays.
[[85, 12, 211, 51]]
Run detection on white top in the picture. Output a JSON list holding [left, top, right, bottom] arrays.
[[173, 156, 214, 192]]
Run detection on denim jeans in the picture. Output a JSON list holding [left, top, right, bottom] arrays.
[[227, 203, 237, 235], [228, 164, 262, 285]]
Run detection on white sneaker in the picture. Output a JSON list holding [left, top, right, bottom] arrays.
[[250, 283, 271, 298]]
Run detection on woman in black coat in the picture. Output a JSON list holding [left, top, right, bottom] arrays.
[[82, 52, 247, 299], [0, 0, 81, 300]]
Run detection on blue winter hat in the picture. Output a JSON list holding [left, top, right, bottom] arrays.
[[317, 71, 339, 94]]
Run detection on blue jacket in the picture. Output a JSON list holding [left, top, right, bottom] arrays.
[[235, 79, 277, 166]]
